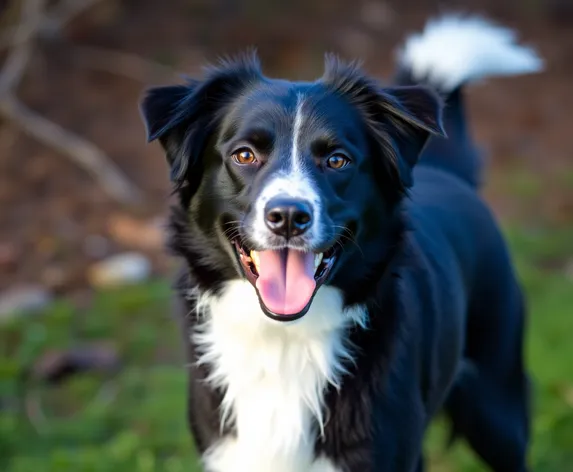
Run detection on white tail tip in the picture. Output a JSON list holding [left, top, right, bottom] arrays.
[[398, 15, 544, 91]]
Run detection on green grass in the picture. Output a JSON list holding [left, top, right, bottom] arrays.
[[1, 226, 572, 471]]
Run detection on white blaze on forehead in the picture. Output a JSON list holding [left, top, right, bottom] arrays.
[[291, 94, 305, 174]]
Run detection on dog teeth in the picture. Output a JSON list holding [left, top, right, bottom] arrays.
[[314, 253, 323, 270], [250, 250, 260, 272]]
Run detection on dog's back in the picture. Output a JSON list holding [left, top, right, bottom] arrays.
[[393, 16, 541, 470]]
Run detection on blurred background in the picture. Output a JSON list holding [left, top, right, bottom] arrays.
[[0, 0, 571, 470]]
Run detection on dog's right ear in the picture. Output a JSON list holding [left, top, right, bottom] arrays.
[[139, 53, 262, 189], [141, 84, 190, 143], [140, 84, 192, 182]]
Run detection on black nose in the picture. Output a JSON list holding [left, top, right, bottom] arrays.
[[264, 198, 313, 238]]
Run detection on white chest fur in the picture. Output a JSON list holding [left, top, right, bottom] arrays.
[[192, 280, 366, 472]]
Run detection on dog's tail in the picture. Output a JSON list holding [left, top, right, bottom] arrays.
[[394, 15, 543, 187]]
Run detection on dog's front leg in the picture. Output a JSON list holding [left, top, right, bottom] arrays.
[[319, 389, 426, 472]]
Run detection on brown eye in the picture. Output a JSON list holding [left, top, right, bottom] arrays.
[[326, 154, 350, 169], [232, 149, 257, 165]]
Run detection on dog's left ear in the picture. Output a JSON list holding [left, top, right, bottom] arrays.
[[380, 85, 446, 187], [322, 56, 445, 189]]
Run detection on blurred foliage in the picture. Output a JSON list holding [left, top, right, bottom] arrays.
[[0, 282, 200, 472], [1, 225, 573, 471]]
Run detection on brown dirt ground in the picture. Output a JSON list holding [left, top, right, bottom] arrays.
[[1, 0, 571, 293]]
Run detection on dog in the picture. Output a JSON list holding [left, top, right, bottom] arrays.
[[140, 15, 542, 472]]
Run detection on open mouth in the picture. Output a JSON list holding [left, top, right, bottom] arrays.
[[233, 239, 340, 322]]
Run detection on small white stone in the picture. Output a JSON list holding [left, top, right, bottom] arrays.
[[0, 285, 52, 321], [88, 252, 152, 288]]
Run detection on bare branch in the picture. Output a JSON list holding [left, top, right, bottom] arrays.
[[0, 1, 179, 85], [0, 94, 143, 205], [0, 0, 143, 206], [0, 0, 104, 48], [0, 0, 46, 95], [0, 0, 144, 206]]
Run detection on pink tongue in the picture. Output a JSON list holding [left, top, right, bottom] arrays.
[[255, 249, 316, 316]]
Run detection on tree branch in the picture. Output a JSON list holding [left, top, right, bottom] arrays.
[[0, 0, 45, 95], [0, 0, 144, 206], [0, 0, 104, 48], [0, 94, 142, 205]]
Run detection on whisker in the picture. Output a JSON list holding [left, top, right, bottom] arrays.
[[330, 225, 364, 257], [222, 228, 240, 239]]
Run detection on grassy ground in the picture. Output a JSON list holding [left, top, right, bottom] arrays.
[[1, 225, 572, 472]]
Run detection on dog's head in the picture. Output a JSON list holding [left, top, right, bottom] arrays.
[[141, 53, 444, 321]]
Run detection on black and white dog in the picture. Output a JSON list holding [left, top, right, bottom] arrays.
[[140, 15, 542, 472]]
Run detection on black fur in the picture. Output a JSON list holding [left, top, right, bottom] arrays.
[[140, 50, 529, 471]]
